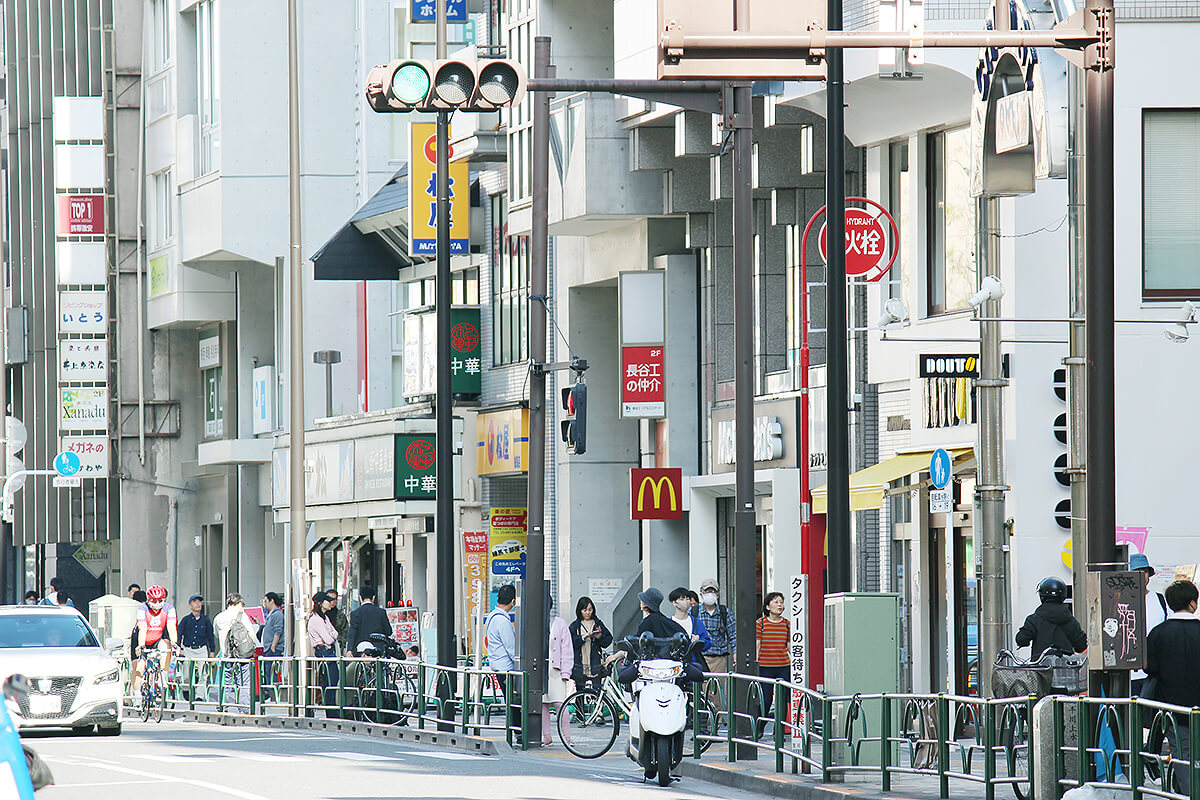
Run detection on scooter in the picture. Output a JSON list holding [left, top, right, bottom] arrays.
[[621, 632, 698, 787], [0, 674, 49, 798]]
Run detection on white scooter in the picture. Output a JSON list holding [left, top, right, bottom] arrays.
[[622, 632, 698, 786]]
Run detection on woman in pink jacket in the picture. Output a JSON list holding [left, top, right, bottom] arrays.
[[544, 606, 574, 745]]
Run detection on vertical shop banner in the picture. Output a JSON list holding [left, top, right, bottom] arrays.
[[58, 291, 108, 334], [395, 433, 438, 499], [489, 508, 528, 578], [464, 531, 489, 653], [618, 271, 666, 418], [59, 388, 108, 430], [56, 194, 105, 235], [620, 346, 666, 417], [788, 574, 809, 730], [449, 307, 482, 394], [58, 339, 108, 382], [408, 122, 469, 256]]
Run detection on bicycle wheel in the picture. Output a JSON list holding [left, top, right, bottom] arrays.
[[153, 683, 165, 723], [999, 709, 1030, 800], [559, 690, 619, 758], [139, 683, 152, 722]]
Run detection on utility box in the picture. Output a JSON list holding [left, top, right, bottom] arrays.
[[825, 593, 901, 767], [88, 595, 140, 655]]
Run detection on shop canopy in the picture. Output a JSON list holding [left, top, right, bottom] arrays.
[[810, 446, 974, 514]]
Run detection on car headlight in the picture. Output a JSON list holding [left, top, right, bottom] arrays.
[[638, 664, 682, 680], [93, 669, 120, 685]]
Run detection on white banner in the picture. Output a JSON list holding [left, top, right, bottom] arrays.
[[59, 436, 110, 478], [788, 574, 809, 730], [59, 339, 108, 382], [59, 387, 108, 430], [59, 291, 108, 334]]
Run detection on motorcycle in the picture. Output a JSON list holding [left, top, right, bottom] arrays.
[[620, 632, 700, 786], [0, 674, 50, 798]]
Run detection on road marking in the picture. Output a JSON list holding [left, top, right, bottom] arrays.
[[131, 754, 232, 762], [396, 750, 483, 760], [47, 779, 162, 787], [310, 751, 399, 761], [241, 755, 311, 763], [50, 760, 275, 800]]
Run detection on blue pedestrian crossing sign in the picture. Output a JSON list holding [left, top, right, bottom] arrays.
[[930, 448, 951, 490], [411, 0, 466, 23], [53, 451, 81, 477]]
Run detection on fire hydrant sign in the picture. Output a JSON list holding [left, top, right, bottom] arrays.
[[621, 345, 666, 418], [818, 206, 895, 282]]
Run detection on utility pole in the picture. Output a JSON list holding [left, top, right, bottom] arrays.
[[286, 0, 308, 661], [1066, 61, 1087, 625], [1083, 0, 1121, 698], [434, 0, 458, 730], [522, 34, 551, 749], [825, 0, 851, 595], [0, 267, 7, 603]]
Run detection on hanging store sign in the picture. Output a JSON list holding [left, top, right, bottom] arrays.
[[918, 353, 979, 379], [58, 291, 107, 334], [56, 195, 105, 235], [476, 408, 529, 476], [59, 339, 108, 383], [621, 345, 666, 418], [395, 433, 438, 499], [58, 436, 110, 478], [619, 271, 667, 419], [402, 307, 482, 398], [354, 435, 394, 501], [199, 331, 221, 369], [408, 122, 469, 256], [59, 387, 108, 430], [489, 507, 528, 578], [630, 467, 683, 520]]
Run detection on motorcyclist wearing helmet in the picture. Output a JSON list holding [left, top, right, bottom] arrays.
[[134, 585, 179, 692], [1015, 577, 1087, 658]]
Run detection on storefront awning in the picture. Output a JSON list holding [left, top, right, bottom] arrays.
[[811, 447, 974, 514]]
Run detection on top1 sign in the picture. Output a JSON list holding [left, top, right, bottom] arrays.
[[57, 195, 105, 236]]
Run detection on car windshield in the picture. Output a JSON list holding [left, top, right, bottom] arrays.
[[0, 614, 99, 648]]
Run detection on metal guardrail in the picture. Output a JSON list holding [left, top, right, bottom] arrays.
[[123, 654, 530, 748], [1052, 694, 1200, 800]]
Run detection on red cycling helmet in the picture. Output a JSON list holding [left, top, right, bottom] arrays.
[[147, 585, 167, 601]]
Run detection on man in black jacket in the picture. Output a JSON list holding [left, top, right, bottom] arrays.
[[1015, 577, 1088, 658], [1147, 579, 1200, 794], [348, 585, 394, 654]]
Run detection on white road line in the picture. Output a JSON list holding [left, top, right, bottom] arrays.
[[45, 779, 162, 787], [130, 754, 232, 763], [397, 751, 484, 760], [54, 760, 275, 800], [240, 755, 311, 762], [309, 751, 399, 761]]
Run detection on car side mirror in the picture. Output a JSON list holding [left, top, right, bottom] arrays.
[[104, 638, 124, 654]]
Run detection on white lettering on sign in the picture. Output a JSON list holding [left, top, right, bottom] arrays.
[[716, 416, 785, 465], [922, 355, 977, 376]]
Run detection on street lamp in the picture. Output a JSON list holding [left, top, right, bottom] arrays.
[[312, 350, 342, 418]]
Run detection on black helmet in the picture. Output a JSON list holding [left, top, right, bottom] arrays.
[[1038, 577, 1068, 603]]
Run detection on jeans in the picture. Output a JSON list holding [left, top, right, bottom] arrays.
[[1167, 714, 1194, 794], [757, 665, 790, 719], [223, 661, 250, 711], [314, 645, 340, 718], [261, 649, 283, 686]]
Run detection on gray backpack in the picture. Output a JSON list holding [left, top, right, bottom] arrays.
[[226, 618, 257, 659]]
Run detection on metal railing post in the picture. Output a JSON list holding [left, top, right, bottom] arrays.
[[417, 663, 427, 730], [337, 656, 346, 718], [521, 672, 531, 750], [375, 659, 383, 721], [290, 657, 299, 717], [937, 694, 950, 799], [693, 681, 702, 759], [250, 659, 259, 715], [1129, 699, 1142, 799], [775, 681, 785, 772], [504, 672, 514, 746], [1190, 708, 1199, 800], [727, 673, 736, 762], [822, 694, 833, 783], [1053, 698, 1065, 799], [461, 668, 470, 734], [983, 701, 995, 800], [188, 660, 196, 712], [1027, 694, 1037, 795], [218, 659, 226, 713], [881, 694, 892, 793], [1077, 697, 1091, 789]]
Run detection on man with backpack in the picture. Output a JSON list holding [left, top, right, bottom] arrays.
[[692, 578, 736, 711], [214, 592, 260, 712]]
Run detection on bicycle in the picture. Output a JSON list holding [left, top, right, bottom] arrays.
[[137, 649, 168, 723], [557, 653, 717, 758], [992, 648, 1086, 800], [354, 633, 417, 724]]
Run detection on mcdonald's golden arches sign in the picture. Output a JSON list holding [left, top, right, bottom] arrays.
[[630, 468, 683, 520]]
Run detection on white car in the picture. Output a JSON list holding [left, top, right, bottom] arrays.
[[0, 606, 123, 734]]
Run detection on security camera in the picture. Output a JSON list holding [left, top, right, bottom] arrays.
[[1164, 301, 1198, 344], [968, 275, 1004, 310], [876, 298, 908, 329]]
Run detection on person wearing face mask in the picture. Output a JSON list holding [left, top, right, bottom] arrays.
[[668, 587, 711, 670], [692, 578, 735, 712], [133, 585, 178, 693]]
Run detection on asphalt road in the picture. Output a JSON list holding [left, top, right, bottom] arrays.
[[27, 720, 777, 800]]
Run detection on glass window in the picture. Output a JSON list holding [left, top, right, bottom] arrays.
[[1143, 109, 1200, 300], [150, 169, 174, 250], [151, 0, 172, 72], [203, 366, 224, 439], [197, 0, 220, 175], [888, 141, 911, 303], [0, 614, 99, 649], [926, 128, 975, 315]]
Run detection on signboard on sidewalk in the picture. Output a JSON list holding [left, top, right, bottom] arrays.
[[464, 531, 488, 650], [386, 606, 421, 648], [788, 574, 809, 730], [489, 508, 528, 577], [408, 122, 469, 256]]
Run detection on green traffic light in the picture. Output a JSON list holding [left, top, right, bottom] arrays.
[[391, 63, 431, 105]]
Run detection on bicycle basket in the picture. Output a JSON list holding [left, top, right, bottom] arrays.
[[991, 665, 1051, 699]]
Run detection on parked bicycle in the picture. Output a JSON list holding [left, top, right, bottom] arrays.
[[354, 633, 417, 724]]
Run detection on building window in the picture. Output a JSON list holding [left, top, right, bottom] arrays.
[[887, 141, 911, 303], [493, 229, 529, 366], [197, 0, 220, 175], [507, 20, 534, 204], [799, 125, 814, 175], [1143, 109, 1200, 300], [151, 0, 173, 72], [925, 128, 975, 315], [150, 169, 174, 250]]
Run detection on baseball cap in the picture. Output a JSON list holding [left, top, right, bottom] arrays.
[[700, 578, 719, 592], [188, 594, 204, 603]]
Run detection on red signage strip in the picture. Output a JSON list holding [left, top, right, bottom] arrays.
[[631, 467, 683, 520], [621, 345, 666, 418], [57, 195, 105, 236]]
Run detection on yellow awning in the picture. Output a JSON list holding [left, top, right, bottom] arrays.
[[810, 447, 973, 514]]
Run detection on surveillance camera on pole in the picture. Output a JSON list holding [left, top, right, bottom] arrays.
[[1164, 301, 1198, 343], [875, 297, 908, 329], [364, 58, 526, 113], [968, 275, 1005, 311]]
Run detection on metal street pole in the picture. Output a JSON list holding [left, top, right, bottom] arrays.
[[976, 196, 1008, 698], [523, 34, 552, 749], [434, 0, 458, 730], [1066, 62, 1087, 625], [825, 0, 851, 595], [0, 273, 8, 603], [1083, 0, 1122, 698], [286, 0, 308, 660], [729, 81, 757, 760]]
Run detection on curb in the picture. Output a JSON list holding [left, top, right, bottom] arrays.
[[676, 760, 883, 800], [159, 709, 514, 756]]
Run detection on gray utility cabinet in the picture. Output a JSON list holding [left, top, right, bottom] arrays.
[[824, 593, 901, 768]]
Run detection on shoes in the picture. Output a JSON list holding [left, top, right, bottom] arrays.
[[542, 738, 554, 746]]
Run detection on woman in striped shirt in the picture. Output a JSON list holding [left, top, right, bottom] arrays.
[[755, 591, 790, 730]]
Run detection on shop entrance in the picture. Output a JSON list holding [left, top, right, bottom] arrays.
[[715, 497, 768, 615], [926, 514, 978, 697]]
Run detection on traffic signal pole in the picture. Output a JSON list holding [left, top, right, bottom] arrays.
[[434, 0, 458, 731]]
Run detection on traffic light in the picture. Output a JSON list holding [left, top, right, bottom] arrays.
[[560, 383, 588, 455], [365, 58, 527, 113]]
